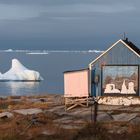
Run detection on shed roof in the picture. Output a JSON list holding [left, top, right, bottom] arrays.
[[89, 39, 140, 66], [64, 68, 88, 73]]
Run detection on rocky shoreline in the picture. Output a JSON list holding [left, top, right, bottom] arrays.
[[0, 95, 140, 139]]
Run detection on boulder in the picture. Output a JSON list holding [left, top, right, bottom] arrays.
[[112, 113, 137, 121], [0, 112, 14, 119], [130, 116, 140, 124], [14, 108, 43, 115], [97, 113, 113, 122]]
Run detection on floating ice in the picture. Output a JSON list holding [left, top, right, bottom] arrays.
[[0, 49, 104, 54], [0, 59, 43, 81], [27, 52, 49, 55], [88, 50, 104, 53], [5, 49, 13, 52]]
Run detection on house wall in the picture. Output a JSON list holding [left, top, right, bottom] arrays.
[[64, 70, 89, 97], [91, 42, 140, 96]]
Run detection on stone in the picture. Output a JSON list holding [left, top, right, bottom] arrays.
[[58, 124, 84, 129], [0, 112, 14, 119], [14, 108, 43, 115], [112, 113, 137, 121], [42, 130, 55, 135], [130, 117, 140, 124], [97, 113, 113, 122], [53, 116, 74, 124], [97, 105, 122, 111], [116, 126, 128, 134]]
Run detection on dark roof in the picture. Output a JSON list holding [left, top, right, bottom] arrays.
[[123, 38, 140, 55]]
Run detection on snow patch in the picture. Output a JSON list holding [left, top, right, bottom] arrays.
[[97, 96, 140, 106]]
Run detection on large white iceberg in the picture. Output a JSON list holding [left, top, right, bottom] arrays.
[[0, 59, 43, 81]]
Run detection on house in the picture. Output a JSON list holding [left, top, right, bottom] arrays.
[[89, 38, 140, 97], [64, 38, 140, 108]]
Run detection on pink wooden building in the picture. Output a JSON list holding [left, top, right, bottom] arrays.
[[64, 69, 89, 110]]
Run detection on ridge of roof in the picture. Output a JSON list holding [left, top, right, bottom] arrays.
[[122, 39, 140, 55]]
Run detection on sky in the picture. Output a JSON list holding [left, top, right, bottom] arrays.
[[0, 0, 140, 50]]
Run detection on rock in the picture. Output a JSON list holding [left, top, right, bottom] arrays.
[[14, 108, 43, 115], [39, 98, 47, 102], [42, 130, 55, 136], [116, 126, 128, 134], [53, 116, 86, 130], [97, 105, 122, 111], [112, 113, 137, 121], [114, 126, 128, 134], [130, 117, 140, 124], [47, 106, 64, 113], [53, 117, 74, 124], [97, 113, 113, 122], [58, 124, 84, 129], [54, 118, 85, 129], [0, 112, 14, 119]]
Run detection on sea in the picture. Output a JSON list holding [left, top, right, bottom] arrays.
[[0, 49, 102, 96]]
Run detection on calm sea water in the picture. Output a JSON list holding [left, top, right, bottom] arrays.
[[0, 50, 100, 96]]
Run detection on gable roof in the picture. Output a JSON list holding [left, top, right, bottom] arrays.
[[123, 39, 140, 55], [89, 39, 140, 67]]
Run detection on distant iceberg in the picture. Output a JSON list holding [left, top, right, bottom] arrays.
[[0, 59, 43, 81], [0, 49, 104, 54], [88, 50, 104, 53], [27, 52, 49, 55]]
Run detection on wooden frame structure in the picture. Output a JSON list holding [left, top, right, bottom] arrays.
[[64, 97, 89, 111]]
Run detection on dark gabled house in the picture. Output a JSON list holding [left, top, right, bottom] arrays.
[[89, 39, 140, 97]]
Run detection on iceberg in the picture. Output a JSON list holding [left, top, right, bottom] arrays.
[[0, 59, 43, 81]]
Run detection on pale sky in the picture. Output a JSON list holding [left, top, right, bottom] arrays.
[[0, 0, 139, 50]]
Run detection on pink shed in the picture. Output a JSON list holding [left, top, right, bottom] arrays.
[[64, 69, 89, 97]]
